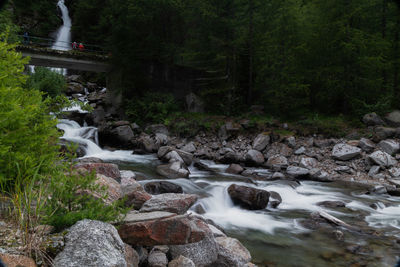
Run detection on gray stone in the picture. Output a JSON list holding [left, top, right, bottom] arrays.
[[389, 167, 400, 177], [369, 185, 387, 195], [214, 237, 252, 267], [368, 151, 397, 167], [286, 166, 309, 177], [266, 155, 288, 170], [156, 162, 190, 179], [272, 172, 285, 179], [165, 151, 185, 163], [168, 256, 195, 267], [225, 164, 244, 174], [359, 138, 375, 153], [111, 125, 134, 144], [332, 144, 361, 161], [123, 211, 176, 223], [300, 157, 318, 169], [334, 166, 351, 174], [362, 112, 385, 126], [385, 110, 400, 127], [169, 232, 218, 266], [368, 166, 380, 177], [287, 136, 296, 148], [378, 139, 400, 155], [182, 142, 196, 153], [148, 250, 168, 267], [245, 149, 265, 166], [155, 133, 169, 147], [294, 146, 306, 155], [252, 134, 270, 151], [208, 224, 226, 238], [140, 193, 198, 214], [374, 127, 396, 141], [53, 220, 128, 267]]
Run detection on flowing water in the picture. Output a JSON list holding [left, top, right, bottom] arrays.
[[58, 100, 400, 266]]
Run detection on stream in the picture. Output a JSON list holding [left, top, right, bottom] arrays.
[[57, 109, 400, 266]]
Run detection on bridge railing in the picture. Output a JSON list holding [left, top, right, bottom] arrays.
[[17, 34, 107, 54]]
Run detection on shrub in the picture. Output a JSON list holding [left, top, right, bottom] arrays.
[[26, 67, 67, 97]]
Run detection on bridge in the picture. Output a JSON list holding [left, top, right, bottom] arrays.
[[16, 35, 111, 73]]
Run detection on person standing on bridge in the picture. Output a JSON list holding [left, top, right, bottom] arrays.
[[78, 43, 84, 51], [72, 41, 77, 49]]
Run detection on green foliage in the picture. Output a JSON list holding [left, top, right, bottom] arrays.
[[26, 67, 66, 97], [125, 92, 178, 124]]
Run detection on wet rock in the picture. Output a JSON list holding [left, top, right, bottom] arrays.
[[272, 172, 285, 179], [144, 181, 183, 195], [138, 134, 161, 153], [225, 163, 244, 174], [53, 220, 128, 267], [269, 191, 282, 208], [384, 110, 400, 127], [74, 162, 121, 181], [140, 193, 198, 214], [227, 184, 269, 210], [245, 149, 265, 166], [214, 237, 252, 267], [368, 185, 387, 195], [331, 144, 361, 161], [111, 125, 135, 145], [317, 201, 346, 208], [148, 249, 168, 267], [300, 157, 318, 169], [373, 126, 396, 141], [286, 166, 309, 178], [362, 112, 385, 126], [378, 139, 400, 155], [146, 124, 169, 135], [156, 162, 190, 179], [158, 146, 193, 166], [168, 255, 195, 267], [168, 231, 218, 266], [119, 211, 210, 246], [252, 133, 270, 151], [182, 142, 196, 153], [359, 138, 375, 153], [368, 151, 397, 167], [266, 155, 288, 170], [0, 253, 36, 267]]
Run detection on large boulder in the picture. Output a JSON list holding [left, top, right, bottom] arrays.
[[377, 139, 400, 155], [362, 112, 385, 126], [182, 142, 196, 153], [169, 230, 218, 267], [368, 151, 397, 167], [140, 193, 198, 214], [331, 144, 361, 161], [252, 134, 270, 151], [74, 163, 121, 181], [286, 166, 309, 178], [373, 127, 396, 141], [300, 157, 318, 169], [227, 184, 269, 210], [214, 237, 252, 267], [266, 155, 288, 170], [94, 174, 122, 204], [359, 138, 375, 153], [158, 146, 193, 166], [53, 220, 132, 267], [384, 110, 400, 127], [156, 162, 190, 179], [147, 249, 168, 267], [245, 150, 265, 166], [110, 125, 135, 145], [144, 181, 183, 195], [118, 211, 210, 246], [225, 164, 244, 174], [122, 182, 152, 209]]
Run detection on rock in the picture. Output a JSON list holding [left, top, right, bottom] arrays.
[[53, 220, 128, 267], [214, 237, 252, 267], [368, 151, 397, 167], [359, 138, 375, 153], [245, 150, 265, 166], [368, 166, 380, 177], [111, 125, 135, 145], [169, 230, 218, 267], [155, 133, 168, 146], [77, 157, 103, 164], [67, 82, 85, 95], [124, 244, 140, 267], [122, 183, 152, 209], [185, 93, 204, 113], [182, 142, 196, 153], [119, 212, 210, 246], [384, 110, 400, 127], [120, 170, 137, 187], [0, 253, 36, 267], [334, 166, 351, 174], [94, 174, 122, 203], [138, 134, 160, 153], [225, 163, 244, 174], [286, 166, 309, 178], [148, 250, 168, 267], [374, 127, 396, 141], [165, 151, 185, 164], [74, 163, 121, 181], [252, 133, 270, 151], [146, 124, 169, 135], [294, 146, 306, 155], [208, 224, 226, 238], [314, 139, 334, 148], [156, 162, 190, 179], [369, 185, 387, 195], [227, 184, 269, 210], [144, 181, 183, 195], [218, 148, 240, 164], [287, 136, 296, 148], [158, 147, 193, 166], [362, 112, 385, 126], [378, 139, 400, 155], [265, 143, 293, 158], [272, 172, 285, 179], [140, 193, 198, 214], [168, 255, 195, 267], [317, 201, 346, 208], [266, 155, 288, 170], [309, 168, 332, 182], [300, 157, 318, 169], [331, 144, 361, 161], [389, 167, 400, 177], [269, 191, 282, 208]]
